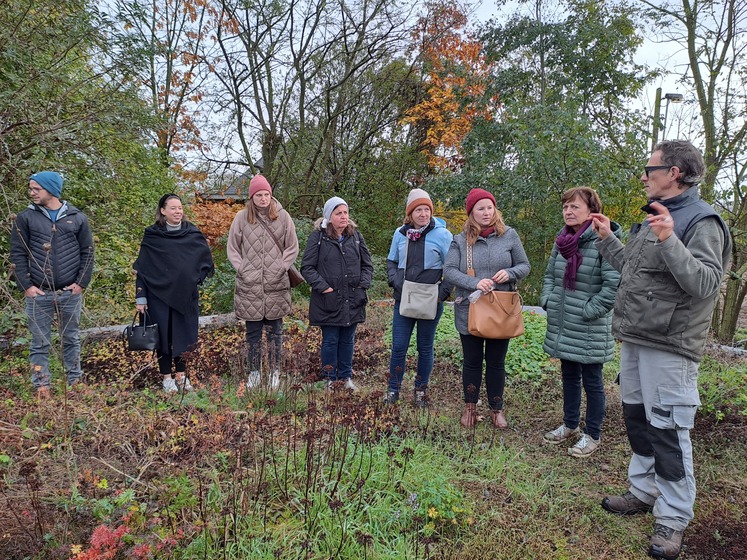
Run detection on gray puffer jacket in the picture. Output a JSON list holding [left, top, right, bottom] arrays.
[[10, 202, 94, 291], [540, 223, 621, 364]]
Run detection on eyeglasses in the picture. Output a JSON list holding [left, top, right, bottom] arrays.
[[28, 187, 43, 194], [643, 165, 672, 177]]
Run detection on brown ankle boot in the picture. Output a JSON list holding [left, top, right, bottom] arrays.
[[491, 409, 508, 429], [460, 403, 477, 428]]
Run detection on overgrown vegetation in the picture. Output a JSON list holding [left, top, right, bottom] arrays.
[[1, 305, 745, 559]]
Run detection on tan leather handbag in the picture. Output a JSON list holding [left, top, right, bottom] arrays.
[[468, 290, 525, 339]]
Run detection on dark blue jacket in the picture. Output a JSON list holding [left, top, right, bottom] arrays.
[[10, 202, 94, 291], [301, 220, 373, 327]]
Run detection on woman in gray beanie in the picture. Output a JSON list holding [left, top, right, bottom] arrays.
[[301, 197, 373, 390]]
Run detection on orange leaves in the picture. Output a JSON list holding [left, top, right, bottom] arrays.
[[190, 201, 242, 247], [403, 1, 500, 172]]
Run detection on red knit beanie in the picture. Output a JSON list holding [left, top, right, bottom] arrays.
[[249, 175, 272, 198], [465, 188, 496, 216]]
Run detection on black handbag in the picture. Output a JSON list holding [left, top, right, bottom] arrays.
[[123, 311, 160, 352]]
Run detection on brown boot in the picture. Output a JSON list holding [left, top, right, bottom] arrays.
[[460, 403, 477, 428], [649, 523, 684, 559], [491, 409, 508, 429], [36, 386, 51, 401]]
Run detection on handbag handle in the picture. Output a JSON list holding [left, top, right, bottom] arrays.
[[132, 310, 152, 327], [488, 291, 524, 316], [403, 238, 411, 281], [466, 242, 516, 290]]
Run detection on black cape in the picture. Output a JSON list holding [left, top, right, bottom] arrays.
[[133, 221, 214, 356]]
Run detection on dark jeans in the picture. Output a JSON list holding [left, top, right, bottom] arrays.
[[460, 334, 510, 410], [320, 324, 357, 381], [561, 359, 606, 440], [388, 301, 444, 393], [246, 318, 283, 372]]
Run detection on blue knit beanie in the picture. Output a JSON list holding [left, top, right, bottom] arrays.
[[30, 171, 63, 198]]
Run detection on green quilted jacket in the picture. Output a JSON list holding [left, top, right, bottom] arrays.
[[540, 223, 621, 364]]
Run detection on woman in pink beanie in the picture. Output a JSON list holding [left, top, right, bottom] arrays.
[[227, 175, 299, 391], [444, 188, 530, 429]]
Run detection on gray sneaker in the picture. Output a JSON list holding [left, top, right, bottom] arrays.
[[413, 390, 427, 408], [649, 523, 684, 559], [543, 424, 580, 444], [602, 491, 654, 515], [175, 375, 193, 392], [344, 378, 359, 392], [568, 433, 599, 457]]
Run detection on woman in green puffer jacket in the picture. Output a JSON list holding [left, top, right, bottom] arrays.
[[540, 187, 621, 458]]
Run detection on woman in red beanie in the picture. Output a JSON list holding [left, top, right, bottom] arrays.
[[227, 175, 299, 391], [444, 188, 530, 428]]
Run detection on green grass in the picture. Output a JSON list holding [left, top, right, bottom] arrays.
[[0, 305, 745, 559]]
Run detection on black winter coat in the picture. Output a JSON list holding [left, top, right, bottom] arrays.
[[301, 223, 373, 327], [10, 202, 94, 291]]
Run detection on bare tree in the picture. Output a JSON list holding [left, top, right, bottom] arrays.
[[211, 0, 416, 211], [114, 0, 218, 168], [643, 0, 747, 341]]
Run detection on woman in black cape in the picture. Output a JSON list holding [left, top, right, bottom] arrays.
[[133, 194, 214, 392]]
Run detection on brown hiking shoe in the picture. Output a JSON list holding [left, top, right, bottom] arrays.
[[601, 491, 654, 515], [648, 523, 684, 559], [36, 386, 51, 401]]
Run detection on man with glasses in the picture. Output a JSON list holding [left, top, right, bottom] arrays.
[[10, 171, 94, 399], [590, 140, 731, 560]]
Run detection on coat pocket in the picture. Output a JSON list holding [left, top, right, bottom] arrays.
[[317, 290, 341, 312]]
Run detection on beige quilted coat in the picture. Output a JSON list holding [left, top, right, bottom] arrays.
[[227, 201, 299, 321]]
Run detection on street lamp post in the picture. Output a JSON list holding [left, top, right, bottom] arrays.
[[651, 88, 684, 151]]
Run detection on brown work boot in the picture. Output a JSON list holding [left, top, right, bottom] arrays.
[[648, 523, 684, 559], [601, 491, 654, 515], [36, 386, 51, 401], [460, 403, 477, 428], [491, 409, 508, 429]]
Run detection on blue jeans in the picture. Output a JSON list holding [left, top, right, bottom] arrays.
[[561, 359, 606, 440], [320, 324, 358, 381], [25, 291, 83, 388], [388, 301, 444, 392]]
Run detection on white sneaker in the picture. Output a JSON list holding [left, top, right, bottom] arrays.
[[270, 371, 281, 390], [246, 371, 260, 389], [162, 377, 178, 393], [543, 424, 580, 444], [568, 433, 600, 457], [344, 378, 359, 392], [175, 375, 193, 392]]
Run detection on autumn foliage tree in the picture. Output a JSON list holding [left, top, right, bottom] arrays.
[[402, 1, 500, 173], [115, 0, 216, 170]]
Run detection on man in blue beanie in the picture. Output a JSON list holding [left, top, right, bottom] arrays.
[[9, 171, 94, 399]]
